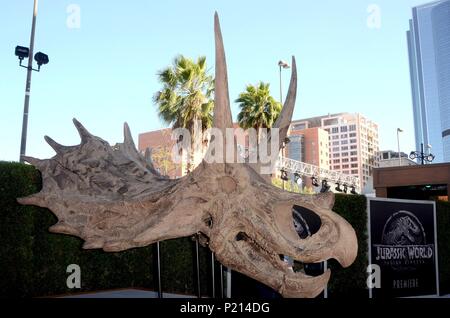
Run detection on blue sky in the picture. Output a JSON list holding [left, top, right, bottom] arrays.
[[0, 0, 427, 161]]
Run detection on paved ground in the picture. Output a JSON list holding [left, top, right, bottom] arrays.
[[61, 289, 196, 298], [61, 289, 450, 298]]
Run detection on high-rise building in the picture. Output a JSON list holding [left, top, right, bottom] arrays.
[[407, 0, 450, 163], [290, 113, 379, 189]]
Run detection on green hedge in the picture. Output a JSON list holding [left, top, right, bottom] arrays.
[[327, 194, 368, 298], [0, 162, 212, 298], [0, 162, 449, 297]]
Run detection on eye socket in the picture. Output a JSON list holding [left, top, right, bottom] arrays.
[[204, 215, 213, 228], [292, 205, 322, 239], [235, 232, 247, 241]]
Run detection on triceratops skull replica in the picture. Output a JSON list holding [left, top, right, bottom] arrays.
[[18, 13, 357, 298]]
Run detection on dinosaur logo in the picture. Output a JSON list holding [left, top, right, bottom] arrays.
[[382, 211, 425, 246], [375, 211, 433, 271]]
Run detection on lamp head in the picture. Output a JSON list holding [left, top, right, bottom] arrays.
[[34, 52, 49, 66], [15, 46, 29, 60], [278, 60, 290, 69]]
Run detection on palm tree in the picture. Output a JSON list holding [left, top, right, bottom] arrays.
[[236, 82, 282, 140], [153, 55, 214, 173]]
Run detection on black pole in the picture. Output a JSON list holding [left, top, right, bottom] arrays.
[[211, 252, 216, 298], [421, 142, 424, 165], [220, 264, 224, 298], [195, 237, 201, 298], [153, 242, 162, 298]]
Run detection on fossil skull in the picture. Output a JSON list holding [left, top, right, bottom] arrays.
[[18, 13, 357, 298]]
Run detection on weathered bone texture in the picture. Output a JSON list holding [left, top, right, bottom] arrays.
[[18, 12, 358, 298]]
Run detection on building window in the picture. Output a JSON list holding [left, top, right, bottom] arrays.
[[341, 140, 348, 145], [333, 141, 339, 146], [351, 169, 359, 174], [341, 134, 348, 138], [349, 124, 356, 131], [351, 157, 357, 162], [333, 165, 340, 170], [349, 132, 356, 137], [342, 158, 349, 163], [332, 127, 339, 134], [333, 159, 340, 164], [341, 146, 348, 151], [343, 164, 349, 169], [332, 135, 339, 140], [351, 163, 358, 168], [333, 153, 340, 158], [350, 145, 357, 149], [340, 126, 348, 133], [350, 151, 357, 156], [350, 139, 357, 144], [342, 152, 349, 157]]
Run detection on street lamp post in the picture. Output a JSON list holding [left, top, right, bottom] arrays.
[[409, 143, 435, 165], [397, 128, 403, 166], [278, 60, 290, 104], [16, 0, 49, 163]]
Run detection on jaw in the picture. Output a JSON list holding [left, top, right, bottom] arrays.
[[212, 229, 331, 298]]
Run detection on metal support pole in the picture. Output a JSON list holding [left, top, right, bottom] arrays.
[[324, 260, 328, 298], [211, 252, 215, 298], [220, 264, 224, 298], [195, 237, 201, 298], [397, 129, 402, 166], [226, 268, 232, 298], [19, 0, 38, 163], [421, 143, 425, 165], [279, 64, 283, 105], [154, 241, 162, 298]]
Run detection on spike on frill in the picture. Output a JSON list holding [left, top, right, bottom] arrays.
[[44, 135, 69, 154], [21, 155, 43, 167], [123, 122, 136, 148], [73, 118, 93, 144]]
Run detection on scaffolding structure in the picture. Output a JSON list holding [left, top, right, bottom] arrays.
[[276, 156, 360, 192]]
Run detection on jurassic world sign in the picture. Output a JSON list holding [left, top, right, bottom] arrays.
[[367, 198, 439, 298]]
